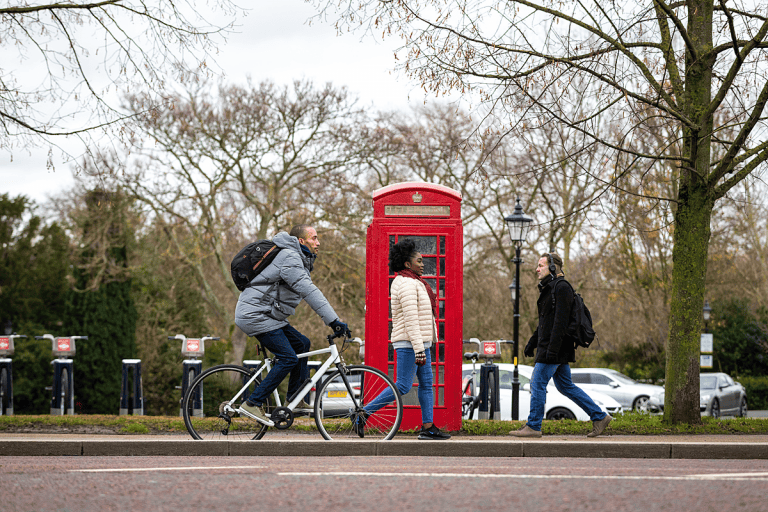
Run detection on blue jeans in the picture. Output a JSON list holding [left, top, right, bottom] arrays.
[[526, 362, 606, 431], [364, 347, 434, 424], [246, 324, 310, 406]]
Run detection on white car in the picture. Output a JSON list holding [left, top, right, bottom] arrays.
[[462, 363, 623, 421], [570, 368, 664, 412]]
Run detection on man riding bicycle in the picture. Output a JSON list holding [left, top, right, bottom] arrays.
[[235, 224, 351, 425]]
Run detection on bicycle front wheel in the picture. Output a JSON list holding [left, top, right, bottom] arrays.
[[183, 364, 270, 441], [314, 365, 403, 440]]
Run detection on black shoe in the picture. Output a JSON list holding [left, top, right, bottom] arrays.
[[418, 424, 451, 440], [351, 412, 368, 438]]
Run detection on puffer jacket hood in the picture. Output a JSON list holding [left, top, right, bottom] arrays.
[[234, 231, 337, 336]]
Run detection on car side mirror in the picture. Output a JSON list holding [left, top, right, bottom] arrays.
[[610, 382, 620, 388]]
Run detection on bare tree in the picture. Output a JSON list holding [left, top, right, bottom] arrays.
[[113, 79, 365, 362], [316, 0, 768, 424], [1, 1, 242, 167]]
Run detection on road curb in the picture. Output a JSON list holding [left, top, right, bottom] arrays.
[[2, 438, 767, 459]]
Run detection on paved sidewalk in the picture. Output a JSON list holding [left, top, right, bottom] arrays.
[[2, 432, 767, 459]]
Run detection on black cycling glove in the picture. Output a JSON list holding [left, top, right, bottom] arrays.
[[329, 319, 352, 338]]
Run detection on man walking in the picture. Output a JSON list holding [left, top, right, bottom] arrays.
[[234, 225, 351, 426], [510, 253, 612, 438]]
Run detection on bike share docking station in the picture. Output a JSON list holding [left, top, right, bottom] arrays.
[[35, 334, 88, 415], [0, 333, 27, 416], [120, 359, 144, 415], [170, 334, 219, 417], [463, 338, 511, 420]]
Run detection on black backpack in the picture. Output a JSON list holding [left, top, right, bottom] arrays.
[[230, 240, 281, 291], [553, 280, 597, 349]]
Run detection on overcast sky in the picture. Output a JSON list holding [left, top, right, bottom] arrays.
[[1, 1, 431, 205]]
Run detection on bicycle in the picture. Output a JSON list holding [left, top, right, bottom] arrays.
[[181, 332, 404, 440], [461, 349, 481, 420]]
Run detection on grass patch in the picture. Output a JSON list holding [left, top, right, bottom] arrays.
[[0, 412, 766, 436], [0, 415, 189, 434]]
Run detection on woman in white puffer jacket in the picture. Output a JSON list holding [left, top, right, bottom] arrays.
[[356, 239, 451, 440]]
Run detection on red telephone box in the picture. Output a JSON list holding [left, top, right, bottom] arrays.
[[365, 182, 463, 431]]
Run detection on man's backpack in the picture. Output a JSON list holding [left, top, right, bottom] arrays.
[[230, 240, 281, 291], [553, 280, 597, 349]]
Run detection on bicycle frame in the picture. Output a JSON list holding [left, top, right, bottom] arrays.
[[223, 336, 360, 416]]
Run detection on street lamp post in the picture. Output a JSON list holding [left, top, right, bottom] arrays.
[[504, 198, 533, 421]]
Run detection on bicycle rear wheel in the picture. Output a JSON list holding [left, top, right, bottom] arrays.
[[314, 365, 402, 440], [183, 364, 270, 441]]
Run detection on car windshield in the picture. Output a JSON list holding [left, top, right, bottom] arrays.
[[700, 375, 718, 390], [605, 370, 637, 385]]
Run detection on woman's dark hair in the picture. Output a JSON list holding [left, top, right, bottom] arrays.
[[389, 239, 418, 273]]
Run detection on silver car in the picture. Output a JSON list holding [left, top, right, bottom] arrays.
[[570, 368, 664, 412], [648, 373, 747, 418]]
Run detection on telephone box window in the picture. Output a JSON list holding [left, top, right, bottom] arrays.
[[399, 235, 437, 255], [440, 236, 445, 255], [423, 257, 437, 276]]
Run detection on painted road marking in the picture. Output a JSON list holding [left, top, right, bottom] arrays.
[[72, 466, 265, 473], [278, 471, 768, 482]]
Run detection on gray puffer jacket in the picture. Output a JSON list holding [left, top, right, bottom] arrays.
[[234, 232, 339, 336]]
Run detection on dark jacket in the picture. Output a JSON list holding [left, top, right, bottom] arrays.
[[524, 275, 576, 364]]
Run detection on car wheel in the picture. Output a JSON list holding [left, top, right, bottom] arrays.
[[633, 395, 650, 413], [546, 407, 576, 420], [710, 398, 720, 418], [739, 397, 748, 417]]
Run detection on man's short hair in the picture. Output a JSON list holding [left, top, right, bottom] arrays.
[[541, 252, 564, 273], [289, 224, 313, 240]]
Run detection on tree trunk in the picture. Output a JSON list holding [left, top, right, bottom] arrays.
[[664, 184, 713, 424]]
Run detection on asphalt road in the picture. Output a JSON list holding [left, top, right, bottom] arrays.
[[1, 456, 767, 512]]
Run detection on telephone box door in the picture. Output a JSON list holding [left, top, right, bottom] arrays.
[[366, 183, 463, 431]]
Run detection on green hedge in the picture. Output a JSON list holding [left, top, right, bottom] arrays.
[[737, 375, 768, 410]]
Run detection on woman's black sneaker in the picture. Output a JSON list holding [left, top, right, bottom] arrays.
[[418, 425, 451, 440]]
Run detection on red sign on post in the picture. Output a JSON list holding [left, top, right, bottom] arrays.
[[366, 182, 463, 431]]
